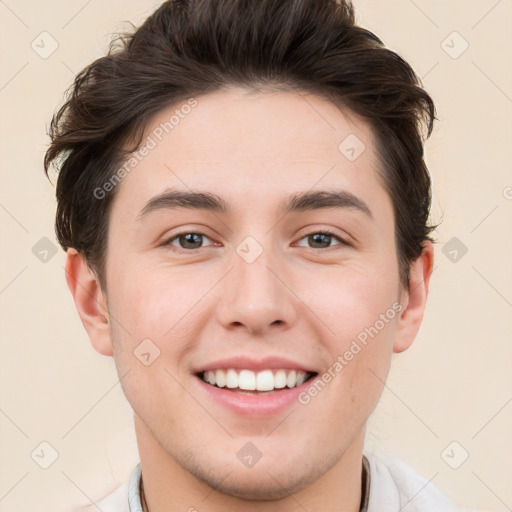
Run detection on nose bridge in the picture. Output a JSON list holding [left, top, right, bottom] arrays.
[[215, 234, 296, 332]]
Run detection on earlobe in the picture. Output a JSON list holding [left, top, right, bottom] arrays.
[[64, 248, 113, 357], [393, 241, 435, 354]]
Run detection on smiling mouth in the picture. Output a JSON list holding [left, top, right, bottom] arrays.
[[196, 369, 318, 394]]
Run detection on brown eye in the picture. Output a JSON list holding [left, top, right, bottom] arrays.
[[163, 232, 215, 252]]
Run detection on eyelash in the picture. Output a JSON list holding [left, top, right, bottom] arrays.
[[161, 229, 351, 254]]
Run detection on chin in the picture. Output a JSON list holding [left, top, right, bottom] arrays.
[[199, 469, 312, 501]]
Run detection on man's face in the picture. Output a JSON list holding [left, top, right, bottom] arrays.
[[100, 87, 406, 497]]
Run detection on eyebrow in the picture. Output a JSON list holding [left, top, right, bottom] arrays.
[[136, 188, 373, 221]]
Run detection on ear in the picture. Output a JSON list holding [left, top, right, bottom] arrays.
[[393, 241, 435, 354], [64, 248, 113, 357]]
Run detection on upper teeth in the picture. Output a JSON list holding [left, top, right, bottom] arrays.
[[201, 369, 310, 391]]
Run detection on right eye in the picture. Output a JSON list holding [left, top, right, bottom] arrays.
[[162, 231, 218, 253]]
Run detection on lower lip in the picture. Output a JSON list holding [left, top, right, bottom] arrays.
[[194, 374, 316, 418]]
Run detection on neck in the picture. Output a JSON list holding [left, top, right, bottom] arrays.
[[135, 414, 366, 512]]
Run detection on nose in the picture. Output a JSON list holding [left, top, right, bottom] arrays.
[[215, 242, 298, 336]]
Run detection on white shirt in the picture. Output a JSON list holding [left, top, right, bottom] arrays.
[[82, 452, 479, 512]]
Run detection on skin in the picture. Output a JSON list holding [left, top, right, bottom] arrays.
[[65, 86, 433, 512]]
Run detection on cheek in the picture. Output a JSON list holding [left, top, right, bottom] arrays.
[[107, 255, 183, 329], [304, 263, 398, 405], [310, 321, 395, 434], [300, 259, 399, 341], [107, 260, 206, 372]]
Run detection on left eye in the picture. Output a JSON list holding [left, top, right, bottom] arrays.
[[295, 231, 348, 249], [163, 230, 349, 253]]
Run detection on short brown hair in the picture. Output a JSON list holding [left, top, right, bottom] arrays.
[[44, 0, 438, 292]]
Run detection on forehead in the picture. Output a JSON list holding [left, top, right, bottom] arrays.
[[111, 87, 385, 216]]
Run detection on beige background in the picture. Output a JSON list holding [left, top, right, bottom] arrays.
[[1, 1, 511, 511]]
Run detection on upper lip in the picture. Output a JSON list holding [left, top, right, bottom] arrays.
[[193, 356, 318, 374]]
